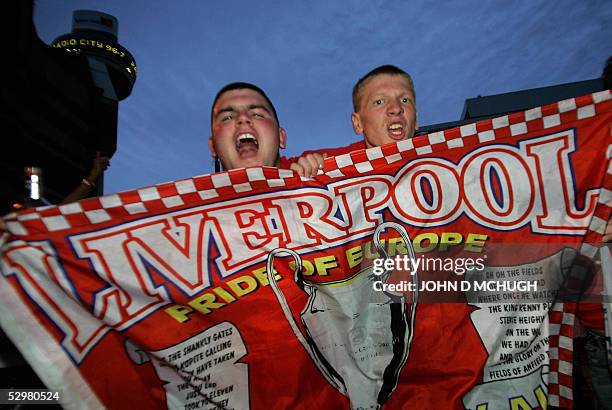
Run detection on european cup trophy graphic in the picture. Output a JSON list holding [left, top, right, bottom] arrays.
[[267, 222, 418, 409]]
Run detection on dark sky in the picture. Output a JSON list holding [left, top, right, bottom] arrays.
[[33, 0, 612, 194]]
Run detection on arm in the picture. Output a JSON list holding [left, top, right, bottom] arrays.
[[61, 152, 110, 204]]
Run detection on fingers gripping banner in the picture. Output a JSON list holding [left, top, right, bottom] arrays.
[[1, 90, 611, 409]]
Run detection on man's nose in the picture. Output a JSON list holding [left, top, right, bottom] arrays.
[[387, 101, 404, 116], [236, 111, 252, 125]]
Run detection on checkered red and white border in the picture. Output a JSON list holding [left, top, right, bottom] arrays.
[[325, 89, 612, 180], [3, 90, 612, 407], [4, 89, 611, 238], [4, 167, 302, 235], [547, 302, 576, 407]]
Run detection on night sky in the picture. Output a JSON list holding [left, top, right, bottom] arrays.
[[33, 0, 612, 194]]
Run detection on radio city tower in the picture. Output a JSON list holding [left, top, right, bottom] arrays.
[[2, 6, 137, 214]]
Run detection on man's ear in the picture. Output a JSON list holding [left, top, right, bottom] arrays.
[[208, 136, 217, 157], [351, 112, 363, 135], [279, 128, 287, 149]]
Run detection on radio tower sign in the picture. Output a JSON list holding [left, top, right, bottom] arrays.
[[51, 10, 137, 101]]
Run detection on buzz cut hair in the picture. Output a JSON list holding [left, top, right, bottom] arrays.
[[211, 82, 279, 126], [352, 65, 416, 112]]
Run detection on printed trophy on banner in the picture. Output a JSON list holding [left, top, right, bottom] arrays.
[[267, 222, 418, 409]]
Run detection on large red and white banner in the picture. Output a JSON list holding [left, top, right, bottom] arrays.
[[1, 90, 611, 409]]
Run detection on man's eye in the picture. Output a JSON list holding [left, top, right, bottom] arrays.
[[401, 97, 409, 103], [252, 113, 264, 118], [374, 99, 384, 106], [221, 115, 233, 122]]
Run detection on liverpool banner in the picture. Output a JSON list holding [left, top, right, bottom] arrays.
[[1, 90, 611, 409]]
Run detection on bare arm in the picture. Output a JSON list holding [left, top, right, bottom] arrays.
[[61, 152, 110, 204]]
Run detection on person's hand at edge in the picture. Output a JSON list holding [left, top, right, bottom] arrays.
[[289, 153, 327, 177]]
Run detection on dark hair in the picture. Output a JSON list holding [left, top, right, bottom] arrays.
[[210, 82, 279, 126], [352, 65, 416, 111]]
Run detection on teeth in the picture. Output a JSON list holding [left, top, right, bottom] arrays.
[[236, 133, 258, 149], [389, 123, 403, 130], [238, 134, 257, 143]]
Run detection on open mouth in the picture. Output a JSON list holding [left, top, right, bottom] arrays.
[[236, 133, 259, 155], [387, 122, 405, 139]]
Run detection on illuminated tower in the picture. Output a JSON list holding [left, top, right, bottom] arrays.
[[1, 5, 137, 214], [51, 10, 137, 101]]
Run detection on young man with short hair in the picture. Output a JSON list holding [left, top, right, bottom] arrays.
[[208, 82, 288, 171], [290, 65, 418, 176]]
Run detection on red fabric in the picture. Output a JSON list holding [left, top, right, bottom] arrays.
[[577, 303, 605, 330], [1, 91, 611, 409]]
